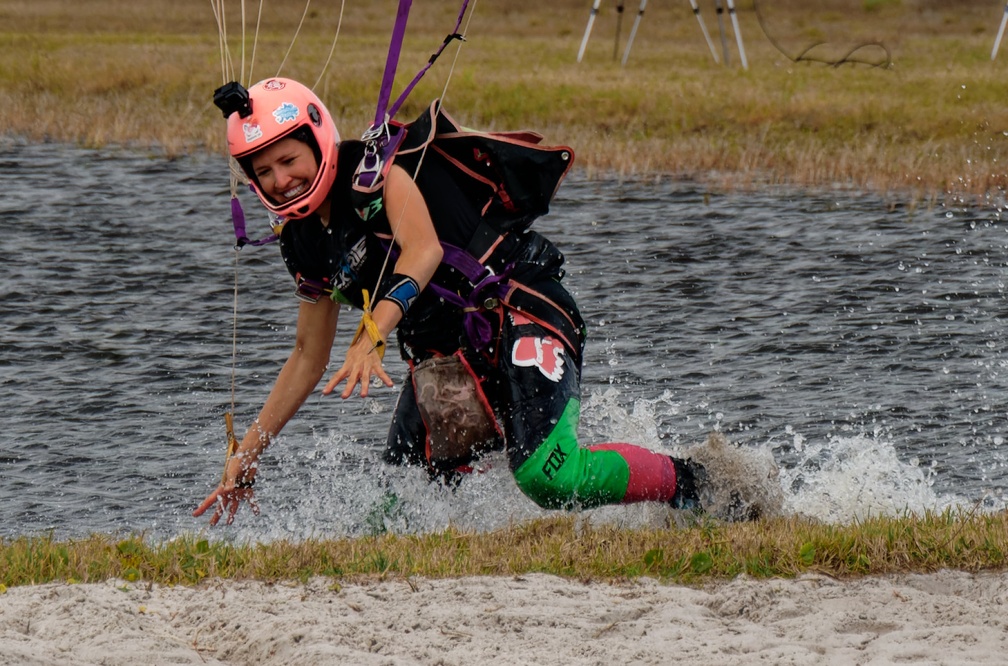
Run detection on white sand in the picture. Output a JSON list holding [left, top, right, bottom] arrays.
[[1, 571, 1006, 665]]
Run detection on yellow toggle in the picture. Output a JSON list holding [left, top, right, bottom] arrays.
[[352, 289, 386, 360], [222, 411, 239, 484]]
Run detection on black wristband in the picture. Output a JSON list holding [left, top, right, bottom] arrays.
[[380, 273, 421, 314]]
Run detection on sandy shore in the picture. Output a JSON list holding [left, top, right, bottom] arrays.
[[1, 570, 1006, 665]]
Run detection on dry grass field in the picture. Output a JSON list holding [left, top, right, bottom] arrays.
[[1, 0, 1007, 199]]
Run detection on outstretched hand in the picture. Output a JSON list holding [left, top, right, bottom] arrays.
[[322, 337, 393, 398], [192, 483, 260, 526]]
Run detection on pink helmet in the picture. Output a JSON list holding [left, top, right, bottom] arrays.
[[224, 78, 340, 220]]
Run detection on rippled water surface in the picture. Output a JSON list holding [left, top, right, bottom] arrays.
[[3, 142, 1008, 542]]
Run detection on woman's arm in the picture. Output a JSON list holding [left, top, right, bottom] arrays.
[[323, 164, 443, 398], [193, 296, 338, 525]]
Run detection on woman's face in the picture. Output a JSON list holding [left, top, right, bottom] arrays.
[[249, 136, 319, 205]]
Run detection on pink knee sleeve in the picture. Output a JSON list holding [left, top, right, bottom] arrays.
[[588, 443, 677, 503]]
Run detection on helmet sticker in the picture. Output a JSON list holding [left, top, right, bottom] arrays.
[[272, 102, 300, 124], [512, 335, 566, 382], [262, 79, 286, 91], [242, 122, 263, 143]]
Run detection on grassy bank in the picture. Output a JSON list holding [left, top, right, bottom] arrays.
[[4, 1, 1008, 590], [2, 509, 1007, 590], [2, 0, 1007, 199]]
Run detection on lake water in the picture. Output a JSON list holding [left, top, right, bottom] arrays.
[[2, 141, 1008, 543]]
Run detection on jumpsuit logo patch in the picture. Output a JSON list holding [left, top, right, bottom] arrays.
[[333, 236, 367, 292], [512, 335, 566, 382], [356, 197, 384, 222], [541, 442, 568, 481]]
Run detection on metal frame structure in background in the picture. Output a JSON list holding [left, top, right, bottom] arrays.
[[577, 0, 747, 69], [993, 1, 1008, 60]]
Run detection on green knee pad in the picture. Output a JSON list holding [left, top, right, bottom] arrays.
[[512, 399, 631, 509]]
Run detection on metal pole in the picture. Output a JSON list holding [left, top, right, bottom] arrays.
[[614, 1, 625, 61], [714, 0, 730, 66], [688, 0, 719, 63], [993, 1, 1008, 60], [725, 0, 748, 69], [621, 0, 648, 66], [578, 0, 603, 63]]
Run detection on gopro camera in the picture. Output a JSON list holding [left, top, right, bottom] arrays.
[[213, 81, 253, 119]]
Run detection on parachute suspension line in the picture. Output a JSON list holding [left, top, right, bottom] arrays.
[[247, 0, 265, 85], [392, 0, 472, 119], [239, 0, 246, 84], [210, 0, 243, 204], [368, 0, 478, 302], [210, 1, 247, 204], [207, 0, 344, 470], [311, 0, 347, 90], [210, 0, 340, 88], [229, 248, 241, 413], [210, 0, 265, 85], [276, 0, 313, 77], [209, 0, 256, 468], [210, 0, 234, 84], [217, 244, 242, 483], [431, 0, 477, 109]]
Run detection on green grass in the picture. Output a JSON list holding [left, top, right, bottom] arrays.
[[2, 508, 1007, 590]]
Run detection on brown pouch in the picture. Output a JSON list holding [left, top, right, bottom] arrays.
[[412, 352, 500, 462]]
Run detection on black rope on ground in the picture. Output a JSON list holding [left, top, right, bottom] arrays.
[[753, 0, 892, 68]]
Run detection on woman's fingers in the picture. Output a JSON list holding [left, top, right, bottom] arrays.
[[193, 486, 255, 526]]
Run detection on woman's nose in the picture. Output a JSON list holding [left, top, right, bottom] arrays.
[[272, 166, 293, 189]]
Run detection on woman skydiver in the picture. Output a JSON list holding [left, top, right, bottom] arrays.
[[192, 77, 714, 526]]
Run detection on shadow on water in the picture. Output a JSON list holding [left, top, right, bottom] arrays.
[[2, 142, 1007, 541]]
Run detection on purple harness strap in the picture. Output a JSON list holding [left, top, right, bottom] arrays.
[[230, 195, 277, 248], [355, 0, 470, 193], [427, 244, 512, 349], [380, 239, 510, 349], [384, 1, 470, 123], [373, 0, 413, 128]]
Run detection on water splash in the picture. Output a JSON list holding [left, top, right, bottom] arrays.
[[778, 432, 963, 523], [684, 431, 785, 522], [245, 387, 1008, 541]]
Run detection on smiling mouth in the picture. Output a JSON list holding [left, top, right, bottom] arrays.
[[282, 183, 307, 200]]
